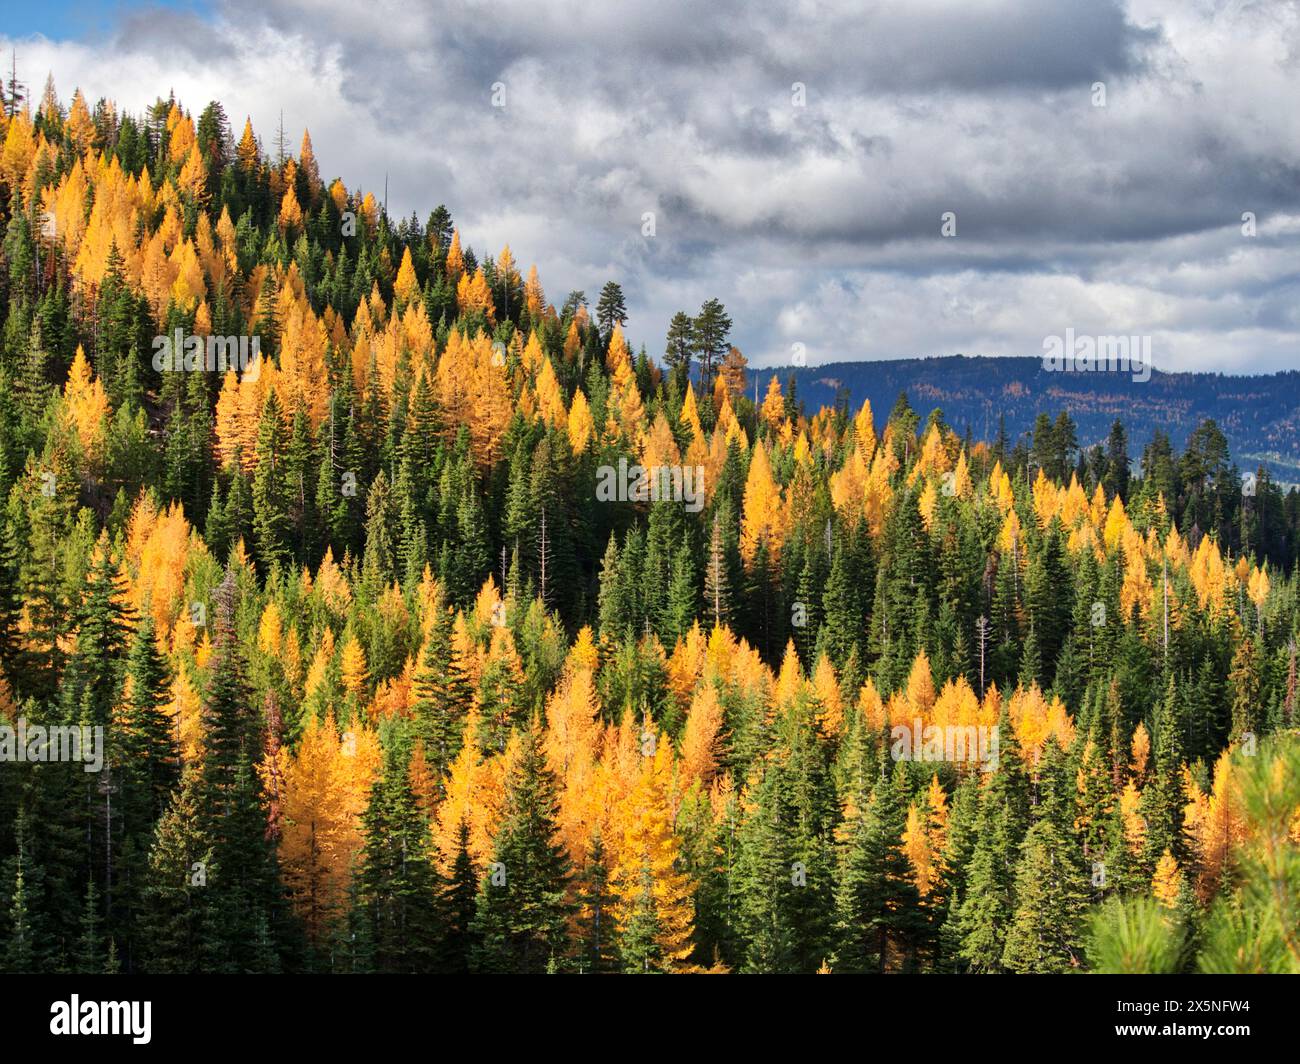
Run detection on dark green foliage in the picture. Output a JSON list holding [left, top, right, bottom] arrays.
[[470, 720, 571, 973]]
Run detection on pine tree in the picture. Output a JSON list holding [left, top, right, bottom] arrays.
[[595, 281, 628, 336], [1001, 820, 1086, 972], [471, 719, 571, 973], [691, 298, 732, 393], [661, 540, 697, 646], [820, 534, 860, 668], [61, 536, 131, 727], [111, 609, 178, 968], [75, 877, 106, 973], [956, 707, 1029, 972], [734, 761, 799, 973], [251, 389, 291, 575], [834, 762, 923, 972], [702, 511, 731, 629], [1143, 676, 1188, 865], [356, 743, 441, 973], [192, 571, 292, 971], [437, 819, 478, 974], [735, 702, 836, 974], [117, 610, 178, 824], [139, 768, 216, 974], [664, 311, 694, 387], [4, 860, 36, 973], [410, 599, 472, 787], [573, 830, 618, 974]]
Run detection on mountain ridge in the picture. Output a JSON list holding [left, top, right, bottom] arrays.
[[757, 355, 1300, 483]]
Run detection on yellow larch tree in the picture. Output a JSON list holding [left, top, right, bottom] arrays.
[[1151, 849, 1183, 909], [65, 88, 95, 155], [273, 711, 381, 942], [740, 439, 784, 568], [444, 228, 464, 285], [810, 654, 844, 737], [917, 479, 939, 532], [456, 267, 496, 324], [464, 333, 513, 468], [1130, 721, 1151, 782], [124, 496, 195, 638], [609, 737, 697, 971], [902, 774, 950, 898], [393, 246, 419, 310], [212, 367, 253, 473], [535, 357, 567, 429], [236, 118, 260, 172], [303, 628, 336, 706], [176, 143, 207, 203], [680, 384, 704, 443], [298, 128, 322, 205], [359, 192, 378, 234], [544, 664, 603, 862], [951, 450, 973, 498], [339, 631, 369, 705], [1119, 778, 1147, 856], [760, 375, 784, 428], [1183, 750, 1247, 901], [257, 600, 283, 658], [62, 345, 109, 462], [166, 663, 205, 765], [567, 387, 594, 453], [278, 183, 303, 235], [524, 264, 545, 319], [905, 649, 936, 722], [680, 682, 725, 791], [434, 711, 508, 872], [773, 639, 805, 710]]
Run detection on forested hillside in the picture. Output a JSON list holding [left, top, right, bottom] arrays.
[[784, 356, 1300, 488], [0, 86, 1298, 975]]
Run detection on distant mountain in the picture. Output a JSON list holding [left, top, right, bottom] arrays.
[[763, 355, 1300, 484]]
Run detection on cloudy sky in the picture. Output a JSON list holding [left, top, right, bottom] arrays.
[[5, 0, 1300, 373]]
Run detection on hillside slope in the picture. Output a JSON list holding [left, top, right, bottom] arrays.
[[771, 356, 1300, 482]]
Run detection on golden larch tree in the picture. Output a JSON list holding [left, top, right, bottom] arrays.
[[610, 737, 697, 971]]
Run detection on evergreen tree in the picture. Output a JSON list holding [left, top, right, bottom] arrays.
[[471, 719, 571, 973], [1001, 820, 1087, 972], [191, 571, 292, 971], [356, 743, 442, 973], [251, 389, 291, 575], [572, 830, 618, 974], [595, 281, 627, 336], [834, 762, 923, 972], [139, 768, 217, 974], [410, 599, 472, 787], [437, 819, 479, 974], [691, 298, 732, 392], [702, 511, 732, 629]]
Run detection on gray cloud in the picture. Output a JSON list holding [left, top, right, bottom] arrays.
[[5, 0, 1300, 373]]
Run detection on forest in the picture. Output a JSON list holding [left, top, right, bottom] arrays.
[[785, 355, 1300, 492], [0, 79, 1297, 975]]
